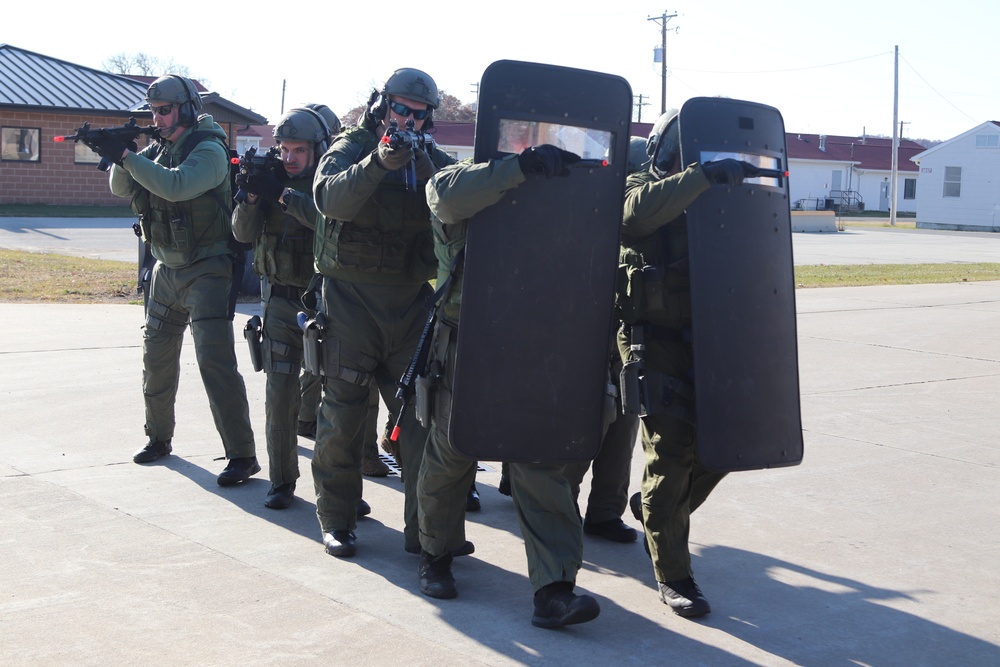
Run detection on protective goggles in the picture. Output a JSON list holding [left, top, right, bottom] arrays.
[[150, 104, 175, 116], [388, 100, 429, 120]]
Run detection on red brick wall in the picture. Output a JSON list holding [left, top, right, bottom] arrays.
[[1, 110, 155, 207]]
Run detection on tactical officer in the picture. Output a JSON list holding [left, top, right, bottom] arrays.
[[562, 136, 648, 544], [232, 105, 336, 509], [311, 68, 455, 557], [619, 111, 750, 616], [415, 146, 601, 629], [292, 104, 391, 480], [105, 75, 258, 484]]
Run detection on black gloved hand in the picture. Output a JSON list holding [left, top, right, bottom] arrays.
[[701, 159, 746, 186], [93, 130, 136, 166], [517, 145, 581, 178], [243, 169, 284, 201], [235, 170, 250, 191]]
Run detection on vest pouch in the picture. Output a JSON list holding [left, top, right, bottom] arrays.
[[146, 215, 171, 248], [168, 212, 194, 253]]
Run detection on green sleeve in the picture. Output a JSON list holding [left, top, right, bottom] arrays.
[[116, 140, 229, 203], [283, 189, 320, 230], [426, 155, 525, 225], [108, 144, 158, 198], [231, 199, 264, 243], [622, 164, 711, 240], [312, 132, 385, 222]]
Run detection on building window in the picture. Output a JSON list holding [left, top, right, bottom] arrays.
[[943, 166, 962, 198], [1, 127, 41, 162], [74, 142, 101, 165], [975, 134, 999, 148], [903, 178, 916, 200]]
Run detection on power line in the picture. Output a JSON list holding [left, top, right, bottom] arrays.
[[898, 53, 979, 124]]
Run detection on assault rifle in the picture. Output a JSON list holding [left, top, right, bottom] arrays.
[[230, 145, 282, 203], [53, 117, 158, 172], [388, 247, 465, 441], [388, 304, 437, 442], [381, 118, 435, 191]]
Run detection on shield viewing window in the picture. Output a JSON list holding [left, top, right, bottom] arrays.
[[497, 119, 614, 163], [1, 127, 40, 162], [699, 150, 782, 187]]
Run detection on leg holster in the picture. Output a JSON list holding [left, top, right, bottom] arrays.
[[619, 324, 696, 425], [317, 334, 378, 386], [263, 337, 301, 375], [146, 299, 188, 335]]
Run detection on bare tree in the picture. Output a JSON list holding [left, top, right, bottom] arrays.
[[102, 52, 206, 87], [339, 90, 475, 128], [436, 92, 476, 123]]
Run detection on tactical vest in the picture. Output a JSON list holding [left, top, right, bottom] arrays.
[[134, 129, 233, 267], [617, 216, 692, 330], [252, 176, 315, 288], [314, 127, 437, 285]]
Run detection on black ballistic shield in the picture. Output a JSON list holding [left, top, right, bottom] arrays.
[[449, 60, 632, 462], [678, 96, 804, 471]]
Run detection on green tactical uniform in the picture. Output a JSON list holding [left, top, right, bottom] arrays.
[[617, 164, 727, 583], [419, 155, 585, 592], [232, 168, 319, 487], [311, 125, 455, 548], [564, 346, 639, 524], [110, 115, 255, 458]]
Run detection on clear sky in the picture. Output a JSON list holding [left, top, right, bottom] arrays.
[[8, 0, 996, 142]]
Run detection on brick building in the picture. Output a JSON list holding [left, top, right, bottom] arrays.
[[0, 44, 266, 207]]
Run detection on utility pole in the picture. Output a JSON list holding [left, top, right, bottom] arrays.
[[280, 79, 286, 115], [634, 93, 651, 123], [890, 45, 899, 227], [649, 11, 678, 114]]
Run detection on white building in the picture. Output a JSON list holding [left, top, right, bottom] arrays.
[[786, 133, 924, 214], [911, 121, 1000, 232]]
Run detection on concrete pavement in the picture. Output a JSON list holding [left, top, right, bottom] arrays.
[[0, 217, 138, 264], [4, 216, 1000, 267], [1, 223, 999, 665]]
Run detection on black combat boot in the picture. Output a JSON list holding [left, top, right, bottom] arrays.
[[466, 483, 481, 512], [583, 517, 637, 543], [531, 581, 600, 629], [216, 456, 261, 486], [133, 439, 172, 464], [323, 530, 357, 558], [264, 482, 295, 509], [418, 551, 457, 599], [658, 577, 711, 617]]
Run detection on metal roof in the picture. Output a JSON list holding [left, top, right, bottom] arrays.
[[0, 44, 149, 112], [0, 44, 266, 124]]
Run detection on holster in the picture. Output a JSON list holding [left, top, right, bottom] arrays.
[[414, 359, 442, 429], [243, 315, 263, 372], [302, 313, 325, 376], [619, 358, 647, 417], [620, 324, 647, 417]]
